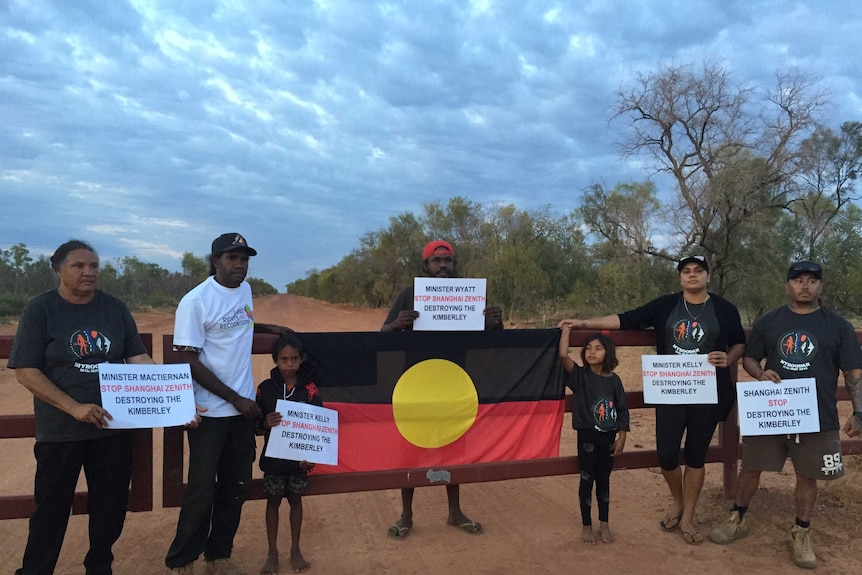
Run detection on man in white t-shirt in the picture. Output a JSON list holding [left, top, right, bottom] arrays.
[[165, 233, 289, 575]]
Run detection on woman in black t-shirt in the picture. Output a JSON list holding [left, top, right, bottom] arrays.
[[7, 240, 157, 574]]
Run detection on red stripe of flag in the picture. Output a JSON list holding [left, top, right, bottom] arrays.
[[316, 399, 563, 473]]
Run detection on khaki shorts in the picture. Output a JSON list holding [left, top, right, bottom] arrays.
[[741, 430, 844, 480]]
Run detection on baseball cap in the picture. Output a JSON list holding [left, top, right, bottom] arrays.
[[677, 255, 709, 272], [423, 240, 454, 260], [787, 261, 822, 280], [211, 233, 257, 256]]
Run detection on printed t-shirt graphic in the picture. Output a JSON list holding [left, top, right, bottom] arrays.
[[666, 299, 718, 355], [777, 330, 817, 372], [70, 329, 113, 373], [591, 396, 618, 431]]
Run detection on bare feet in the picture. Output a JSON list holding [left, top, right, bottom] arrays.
[[600, 522, 615, 543], [582, 525, 597, 545], [387, 516, 413, 539], [290, 549, 310, 573], [260, 552, 279, 575]]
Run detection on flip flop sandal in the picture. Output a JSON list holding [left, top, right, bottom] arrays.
[[682, 529, 704, 545], [387, 524, 410, 539], [659, 513, 683, 532], [451, 520, 483, 534]]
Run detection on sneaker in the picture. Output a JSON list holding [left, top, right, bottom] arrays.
[[167, 563, 194, 575], [207, 558, 243, 575], [790, 525, 817, 569], [708, 510, 750, 545]]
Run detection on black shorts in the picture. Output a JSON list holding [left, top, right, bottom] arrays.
[[655, 404, 722, 470]]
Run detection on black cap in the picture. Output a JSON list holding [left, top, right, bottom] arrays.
[[677, 255, 709, 272], [787, 261, 822, 280], [211, 233, 257, 257]]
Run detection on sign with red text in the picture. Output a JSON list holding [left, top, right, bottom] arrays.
[[264, 401, 339, 465], [99, 363, 196, 428], [737, 378, 819, 436], [641, 355, 717, 404], [412, 277, 487, 331]]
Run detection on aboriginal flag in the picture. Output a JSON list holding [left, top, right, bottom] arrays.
[[298, 329, 565, 472]]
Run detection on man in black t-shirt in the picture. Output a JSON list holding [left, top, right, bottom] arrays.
[[381, 240, 502, 540], [709, 261, 862, 570]]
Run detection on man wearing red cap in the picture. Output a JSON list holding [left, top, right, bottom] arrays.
[[381, 240, 503, 539], [382, 241, 503, 332]]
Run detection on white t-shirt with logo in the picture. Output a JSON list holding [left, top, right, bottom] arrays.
[[174, 276, 255, 417]]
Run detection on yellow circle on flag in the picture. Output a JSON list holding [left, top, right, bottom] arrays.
[[392, 359, 479, 448]]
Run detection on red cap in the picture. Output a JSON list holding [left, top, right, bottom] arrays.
[[423, 240, 454, 260]]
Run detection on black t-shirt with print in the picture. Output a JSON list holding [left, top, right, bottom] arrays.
[[662, 298, 720, 356], [746, 305, 862, 431], [618, 292, 745, 419], [567, 366, 630, 433], [8, 289, 148, 442]]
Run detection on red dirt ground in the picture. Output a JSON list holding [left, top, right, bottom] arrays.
[[1, 294, 860, 574]]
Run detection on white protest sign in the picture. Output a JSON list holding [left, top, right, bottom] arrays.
[[264, 400, 339, 466], [412, 277, 487, 331], [736, 378, 819, 436], [99, 363, 196, 428], [641, 355, 717, 404]]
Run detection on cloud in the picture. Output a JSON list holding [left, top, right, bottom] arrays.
[[2, 0, 860, 291]]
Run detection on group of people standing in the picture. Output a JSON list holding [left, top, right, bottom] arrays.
[[557, 255, 862, 570], [8, 234, 291, 575], [6, 234, 862, 574]]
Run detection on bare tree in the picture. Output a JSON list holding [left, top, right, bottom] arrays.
[[612, 60, 827, 293]]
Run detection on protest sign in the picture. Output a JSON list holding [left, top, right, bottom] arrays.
[[412, 277, 487, 331], [641, 355, 717, 404], [99, 363, 195, 428], [264, 400, 339, 466], [737, 378, 819, 435]]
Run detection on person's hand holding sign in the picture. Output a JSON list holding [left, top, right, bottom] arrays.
[[70, 402, 113, 429], [263, 411, 283, 429], [483, 305, 503, 329], [388, 310, 419, 331]]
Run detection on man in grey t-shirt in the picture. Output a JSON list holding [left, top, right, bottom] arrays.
[[709, 261, 862, 569]]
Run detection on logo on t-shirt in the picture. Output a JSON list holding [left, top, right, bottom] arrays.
[[776, 330, 817, 372], [69, 329, 112, 373], [69, 329, 112, 359], [219, 306, 254, 331], [672, 319, 705, 352], [591, 397, 618, 431]]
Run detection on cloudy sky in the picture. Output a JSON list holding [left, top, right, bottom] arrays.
[[2, 0, 860, 290]]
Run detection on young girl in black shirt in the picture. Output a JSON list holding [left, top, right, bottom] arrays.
[[558, 324, 630, 544]]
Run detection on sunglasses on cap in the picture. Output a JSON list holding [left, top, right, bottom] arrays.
[[677, 255, 709, 272], [787, 261, 822, 280]]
